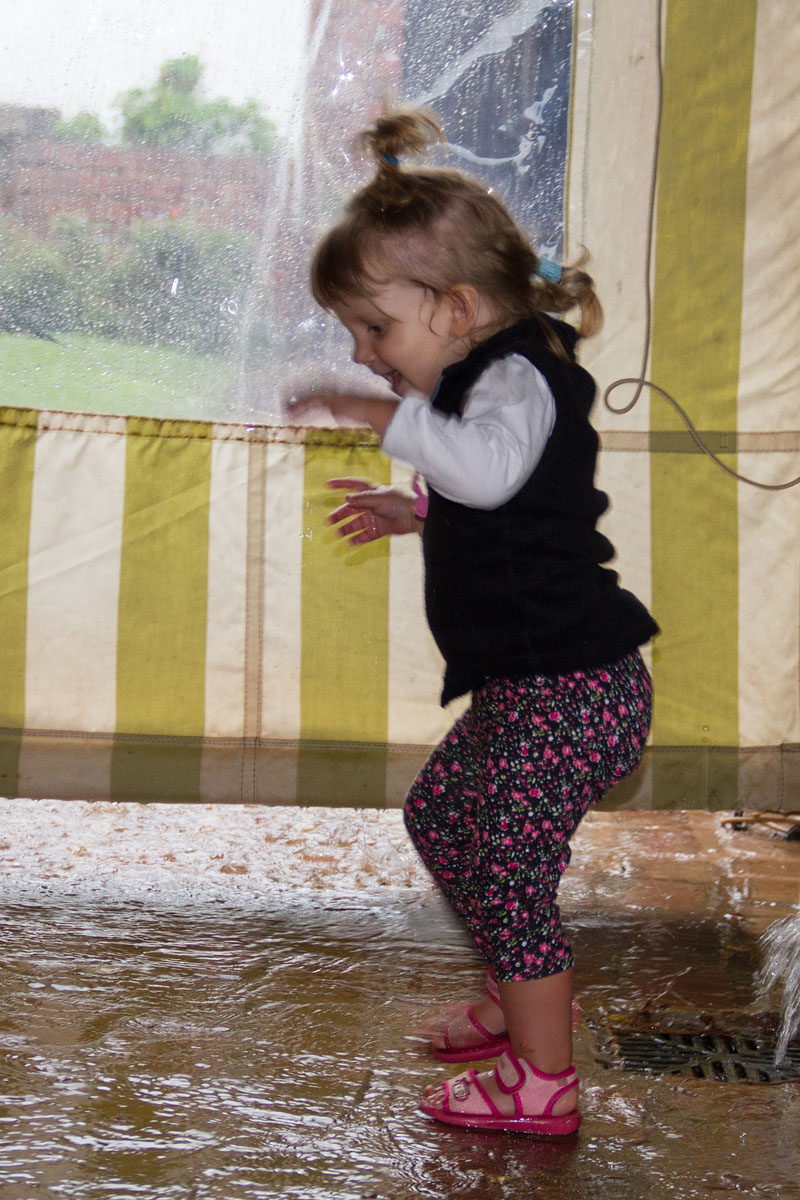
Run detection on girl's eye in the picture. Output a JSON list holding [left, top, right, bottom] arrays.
[[367, 324, 384, 335]]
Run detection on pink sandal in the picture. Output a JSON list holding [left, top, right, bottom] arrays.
[[431, 972, 510, 1062], [430, 971, 582, 1063], [419, 1049, 581, 1136]]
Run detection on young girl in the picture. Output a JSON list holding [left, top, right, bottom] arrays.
[[290, 109, 657, 1136]]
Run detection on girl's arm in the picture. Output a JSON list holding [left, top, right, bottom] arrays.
[[382, 356, 555, 509], [286, 391, 399, 439], [285, 394, 420, 542]]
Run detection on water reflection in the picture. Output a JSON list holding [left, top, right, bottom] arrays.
[[1, 893, 798, 1199]]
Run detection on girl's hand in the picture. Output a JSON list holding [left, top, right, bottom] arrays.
[[285, 391, 399, 437], [327, 478, 420, 543]]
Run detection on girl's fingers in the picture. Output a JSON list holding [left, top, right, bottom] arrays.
[[328, 497, 379, 524], [327, 502, 354, 525], [326, 504, 362, 528], [325, 481, 414, 538], [344, 493, 383, 510], [338, 518, 366, 539], [348, 529, 378, 545], [327, 477, 372, 492], [330, 511, 377, 541]]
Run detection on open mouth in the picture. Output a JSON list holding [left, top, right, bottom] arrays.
[[370, 366, 404, 395]]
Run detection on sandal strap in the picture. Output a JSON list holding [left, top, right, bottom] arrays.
[[543, 1077, 580, 1118], [495, 1050, 579, 1119], [444, 1068, 503, 1118], [443, 1004, 494, 1050]]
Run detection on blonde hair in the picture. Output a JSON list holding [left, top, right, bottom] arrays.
[[310, 109, 602, 356]]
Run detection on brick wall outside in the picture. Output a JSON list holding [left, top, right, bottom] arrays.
[[0, 136, 275, 238]]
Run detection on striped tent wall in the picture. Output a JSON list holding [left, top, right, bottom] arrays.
[[0, 408, 462, 807], [1, 0, 798, 809], [570, 0, 800, 810]]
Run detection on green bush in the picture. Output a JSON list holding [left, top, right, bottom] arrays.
[[0, 225, 71, 339], [50, 217, 129, 339], [109, 220, 256, 355], [53, 112, 108, 144], [0, 217, 272, 361]]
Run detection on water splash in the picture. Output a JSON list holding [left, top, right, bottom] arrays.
[[757, 911, 800, 1065]]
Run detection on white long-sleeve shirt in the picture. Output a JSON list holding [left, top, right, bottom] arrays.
[[381, 354, 556, 510]]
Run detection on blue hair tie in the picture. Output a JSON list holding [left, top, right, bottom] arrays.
[[382, 154, 400, 166], [537, 257, 562, 283]]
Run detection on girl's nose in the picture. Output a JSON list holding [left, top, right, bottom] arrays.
[[352, 340, 373, 366]]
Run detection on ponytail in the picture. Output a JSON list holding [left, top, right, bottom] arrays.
[[532, 252, 603, 342]]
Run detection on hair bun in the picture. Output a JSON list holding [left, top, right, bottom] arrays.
[[357, 108, 444, 167]]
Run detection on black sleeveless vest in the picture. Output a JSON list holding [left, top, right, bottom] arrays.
[[422, 316, 658, 705]]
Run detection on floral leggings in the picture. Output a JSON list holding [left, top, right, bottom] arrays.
[[403, 651, 653, 982]]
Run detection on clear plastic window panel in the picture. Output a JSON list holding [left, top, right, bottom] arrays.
[[1, 0, 575, 422]]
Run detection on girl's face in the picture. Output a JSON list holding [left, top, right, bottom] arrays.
[[332, 280, 465, 398]]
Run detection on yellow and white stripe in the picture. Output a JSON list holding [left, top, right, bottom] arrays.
[[571, 0, 799, 809], [0, 411, 454, 806], [0, 408, 37, 797], [737, 0, 800, 779]]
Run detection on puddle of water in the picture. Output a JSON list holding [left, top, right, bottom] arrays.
[[1, 892, 799, 1200]]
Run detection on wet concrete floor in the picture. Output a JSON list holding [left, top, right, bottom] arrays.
[[1, 809, 799, 1200]]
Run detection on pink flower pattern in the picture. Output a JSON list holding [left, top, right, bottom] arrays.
[[403, 652, 652, 981]]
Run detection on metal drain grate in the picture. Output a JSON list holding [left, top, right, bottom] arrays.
[[611, 1030, 800, 1083]]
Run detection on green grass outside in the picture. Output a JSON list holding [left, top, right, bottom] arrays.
[[0, 332, 240, 420]]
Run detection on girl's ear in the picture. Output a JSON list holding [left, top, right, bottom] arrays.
[[446, 285, 481, 338]]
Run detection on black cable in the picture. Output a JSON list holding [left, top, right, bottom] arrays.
[[601, 0, 800, 493]]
